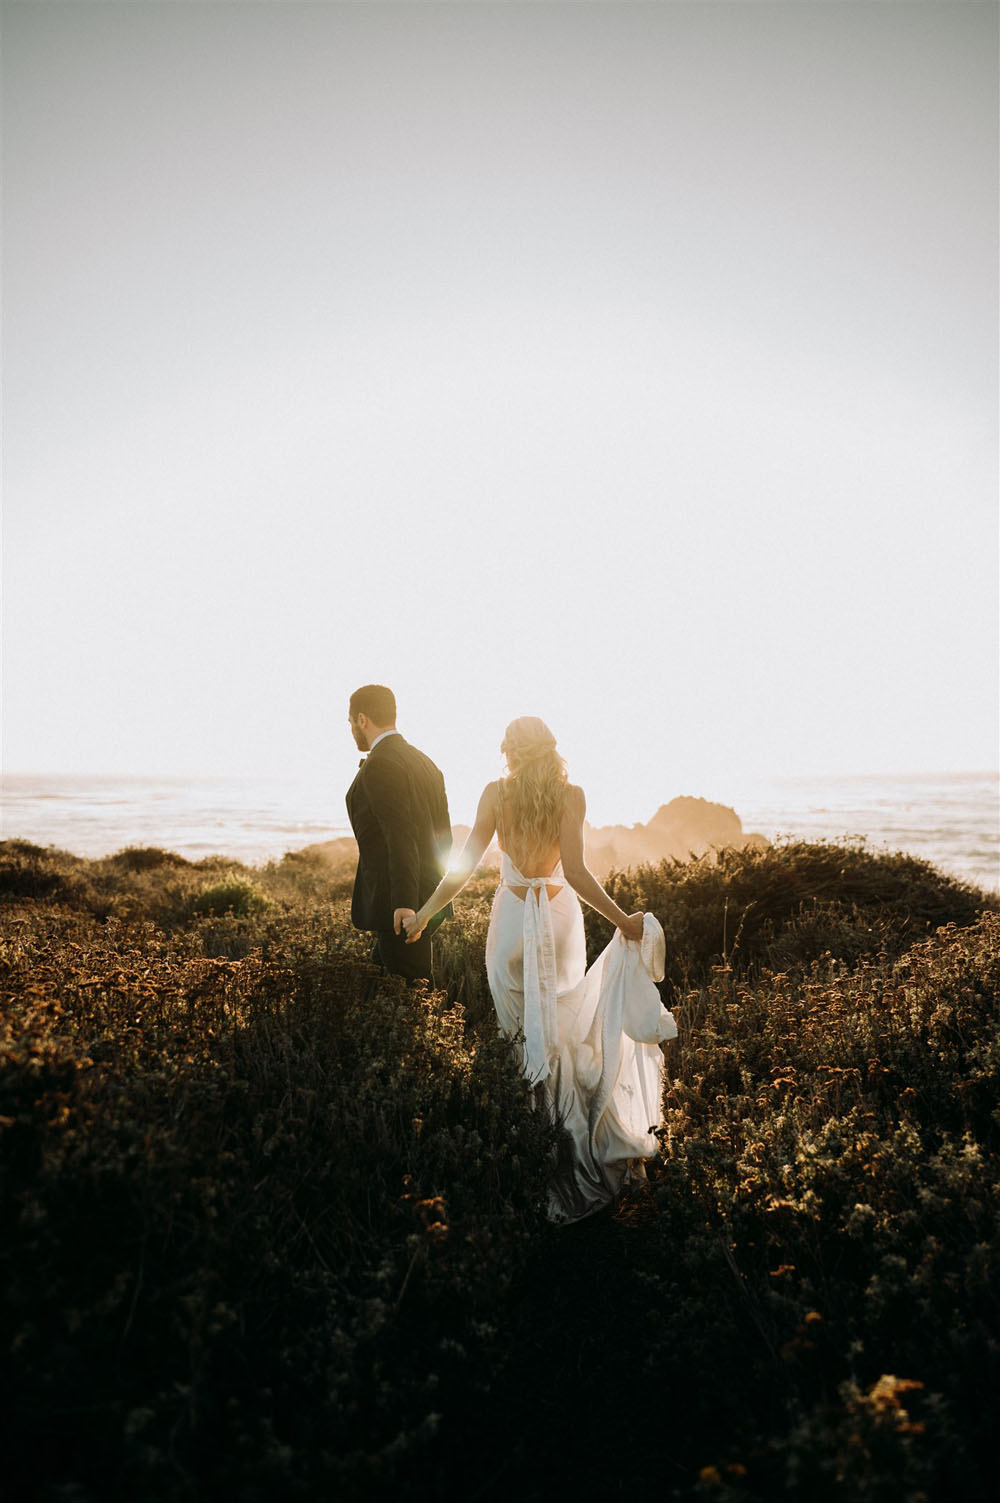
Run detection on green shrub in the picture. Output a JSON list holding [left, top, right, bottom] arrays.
[[190, 877, 270, 918]]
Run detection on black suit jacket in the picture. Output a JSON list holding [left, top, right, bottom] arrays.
[[345, 733, 453, 933]]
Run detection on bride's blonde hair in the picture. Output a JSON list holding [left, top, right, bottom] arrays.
[[499, 717, 568, 858]]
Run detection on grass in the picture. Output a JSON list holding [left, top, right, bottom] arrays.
[[1, 836, 997, 1500]]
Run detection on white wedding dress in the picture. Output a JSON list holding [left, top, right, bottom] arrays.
[[485, 849, 677, 1223]]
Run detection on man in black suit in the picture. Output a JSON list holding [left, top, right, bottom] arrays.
[[345, 684, 453, 983]]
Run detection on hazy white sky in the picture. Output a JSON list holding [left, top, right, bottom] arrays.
[[3, 0, 997, 825]]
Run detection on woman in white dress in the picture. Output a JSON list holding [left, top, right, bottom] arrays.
[[403, 717, 676, 1222]]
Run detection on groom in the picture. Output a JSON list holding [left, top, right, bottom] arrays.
[[345, 684, 453, 983]]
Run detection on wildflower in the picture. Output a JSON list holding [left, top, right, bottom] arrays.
[[868, 1374, 924, 1412]]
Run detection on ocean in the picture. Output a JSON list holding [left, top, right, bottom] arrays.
[[1, 770, 997, 892]]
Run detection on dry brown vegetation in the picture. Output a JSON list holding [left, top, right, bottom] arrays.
[[1, 837, 997, 1501]]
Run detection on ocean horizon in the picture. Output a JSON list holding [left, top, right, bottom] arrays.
[[2, 769, 998, 892]]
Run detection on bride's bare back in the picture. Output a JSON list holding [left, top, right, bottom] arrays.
[[495, 780, 583, 902]]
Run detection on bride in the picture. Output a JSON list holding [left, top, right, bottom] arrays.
[[403, 716, 676, 1223]]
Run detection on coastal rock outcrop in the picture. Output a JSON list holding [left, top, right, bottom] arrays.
[[581, 796, 768, 878]]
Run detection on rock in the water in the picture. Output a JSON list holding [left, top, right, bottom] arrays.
[[583, 796, 768, 878]]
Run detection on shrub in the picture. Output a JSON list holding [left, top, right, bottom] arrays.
[[0, 931, 556, 1500], [190, 877, 270, 918], [0, 842, 104, 912], [109, 846, 192, 872], [597, 838, 995, 982]]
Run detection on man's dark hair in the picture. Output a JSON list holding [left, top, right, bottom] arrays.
[[350, 684, 397, 726]]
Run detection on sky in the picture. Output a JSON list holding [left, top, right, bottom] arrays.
[[3, 0, 997, 826]]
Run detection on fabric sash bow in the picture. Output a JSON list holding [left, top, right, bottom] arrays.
[[518, 876, 560, 1084]]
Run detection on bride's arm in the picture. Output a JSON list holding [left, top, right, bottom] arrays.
[[404, 782, 498, 941], [560, 785, 644, 942]]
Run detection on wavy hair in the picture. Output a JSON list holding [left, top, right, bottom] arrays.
[[498, 717, 569, 859]]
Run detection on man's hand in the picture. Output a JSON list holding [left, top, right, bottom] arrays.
[[402, 910, 426, 944], [393, 907, 416, 937]]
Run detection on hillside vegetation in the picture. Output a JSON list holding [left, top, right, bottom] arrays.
[[1, 838, 997, 1501]]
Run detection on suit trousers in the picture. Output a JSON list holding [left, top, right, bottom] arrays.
[[371, 928, 434, 984]]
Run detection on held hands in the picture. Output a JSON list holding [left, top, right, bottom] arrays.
[[398, 908, 426, 944], [620, 911, 645, 944], [393, 908, 418, 940]]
